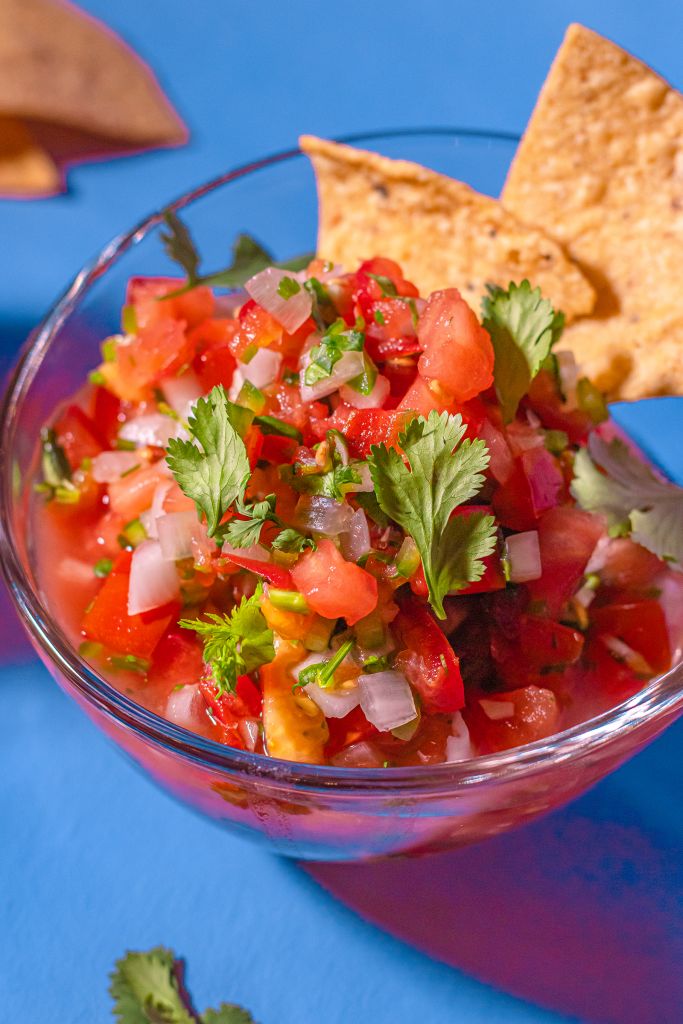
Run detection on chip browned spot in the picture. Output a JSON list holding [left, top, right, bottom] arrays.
[[502, 24, 683, 400], [300, 135, 595, 324]]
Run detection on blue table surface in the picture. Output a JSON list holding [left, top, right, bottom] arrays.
[[1, 2, 682, 1021]]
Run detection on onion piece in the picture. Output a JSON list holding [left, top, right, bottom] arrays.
[[162, 371, 204, 419], [479, 699, 515, 721], [340, 374, 390, 409], [139, 481, 173, 540], [91, 450, 143, 483], [304, 682, 361, 719], [294, 495, 353, 536], [478, 418, 514, 485], [445, 712, 475, 761], [300, 350, 366, 402], [239, 347, 282, 390], [340, 508, 371, 562], [506, 530, 542, 583], [223, 541, 270, 563], [157, 510, 203, 561], [343, 462, 374, 493], [166, 684, 204, 730], [331, 741, 384, 768], [119, 413, 187, 448], [357, 671, 416, 732], [239, 718, 260, 751], [127, 539, 180, 615], [245, 267, 313, 333]]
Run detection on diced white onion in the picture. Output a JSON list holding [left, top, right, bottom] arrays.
[[479, 699, 515, 721], [157, 510, 202, 562], [245, 267, 313, 334], [506, 530, 542, 583], [339, 374, 390, 409], [445, 712, 475, 761], [91, 450, 142, 483], [357, 671, 416, 732], [222, 541, 270, 563], [300, 350, 366, 402], [139, 481, 173, 540], [584, 536, 611, 576], [239, 718, 260, 751], [601, 635, 652, 675], [295, 495, 353, 536], [574, 583, 597, 610], [343, 462, 374, 493], [478, 418, 514, 485], [330, 741, 384, 768], [305, 682, 361, 719], [214, 294, 244, 316], [128, 539, 180, 615], [341, 508, 372, 562], [119, 413, 187, 448], [57, 556, 98, 585], [162, 371, 204, 419], [166, 684, 204, 730], [240, 347, 282, 390]]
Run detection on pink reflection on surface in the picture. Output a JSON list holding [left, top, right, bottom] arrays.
[[308, 735, 683, 1024]]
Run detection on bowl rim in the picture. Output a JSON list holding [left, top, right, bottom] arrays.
[[1, 126, 682, 795]]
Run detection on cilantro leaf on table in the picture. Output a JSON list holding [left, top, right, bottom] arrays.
[[166, 385, 250, 537], [160, 209, 312, 295], [180, 588, 274, 695], [368, 411, 496, 618], [303, 318, 364, 386], [482, 280, 565, 423], [223, 495, 280, 549], [571, 435, 683, 568], [109, 947, 196, 1024]]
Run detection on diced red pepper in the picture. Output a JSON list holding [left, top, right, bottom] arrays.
[[225, 552, 293, 589]]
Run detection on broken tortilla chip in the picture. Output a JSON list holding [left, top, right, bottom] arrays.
[[300, 135, 595, 324], [502, 24, 683, 401], [0, 116, 60, 196], [0, 0, 186, 197]]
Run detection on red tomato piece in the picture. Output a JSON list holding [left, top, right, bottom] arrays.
[[229, 300, 282, 359], [525, 369, 593, 445], [464, 685, 560, 753], [82, 553, 178, 660], [225, 553, 293, 589], [54, 405, 104, 469], [115, 319, 195, 391], [290, 539, 378, 624], [147, 626, 205, 691], [582, 637, 644, 701], [355, 257, 419, 300], [325, 705, 379, 759], [526, 506, 604, 616], [126, 277, 214, 330], [345, 409, 412, 459], [491, 614, 584, 687], [598, 538, 664, 594], [393, 596, 464, 713], [91, 387, 122, 448], [590, 600, 671, 676], [193, 342, 237, 393], [260, 434, 298, 464], [492, 447, 564, 532], [397, 375, 454, 417], [417, 289, 495, 401]]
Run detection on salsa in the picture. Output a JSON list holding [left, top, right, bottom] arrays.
[[34, 251, 683, 767]]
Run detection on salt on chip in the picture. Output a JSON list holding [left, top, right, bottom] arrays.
[[502, 24, 683, 401], [0, 117, 60, 196], [300, 135, 595, 324]]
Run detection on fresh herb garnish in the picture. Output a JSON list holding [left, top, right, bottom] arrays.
[[303, 318, 364, 386], [367, 272, 398, 297], [94, 557, 113, 578], [303, 277, 336, 331], [37, 427, 78, 503], [571, 435, 683, 568], [110, 946, 255, 1024], [223, 494, 280, 549], [166, 385, 250, 538], [361, 653, 391, 674], [295, 639, 354, 690], [180, 588, 274, 696], [252, 414, 303, 442], [276, 275, 301, 299], [271, 528, 316, 553], [160, 209, 312, 295], [368, 411, 497, 618], [482, 280, 565, 423]]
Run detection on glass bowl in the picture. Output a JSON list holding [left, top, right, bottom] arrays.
[[1, 129, 682, 863]]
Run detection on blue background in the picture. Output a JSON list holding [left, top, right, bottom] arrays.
[[1, 2, 682, 1022]]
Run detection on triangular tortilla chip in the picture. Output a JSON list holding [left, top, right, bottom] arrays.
[[300, 135, 595, 323], [0, 116, 60, 196], [502, 24, 683, 400], [0, 0, 186, 146]]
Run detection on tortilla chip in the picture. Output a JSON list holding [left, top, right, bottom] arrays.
[[300, 135, 595, 323], [0, 0, 186, 146], [502, 24, 683, 400], [0, 116, 60, 196]]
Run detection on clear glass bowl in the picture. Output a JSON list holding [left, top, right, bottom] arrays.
[[1, 129, 682, 862]]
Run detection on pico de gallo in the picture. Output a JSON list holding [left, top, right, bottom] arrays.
[[34, 222, 683, 767]]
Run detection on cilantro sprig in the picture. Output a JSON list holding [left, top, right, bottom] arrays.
[[303, 318, 365, 386], [482, 280, 565, 423], [571, 435, 683, 568], [160, 209, 312, 296], [180, 588, 274, 695], [110, 946, 255, 1023], [295, 639, 355, 691], [368, 411, 497, 618]]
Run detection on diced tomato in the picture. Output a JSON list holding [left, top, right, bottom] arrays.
[[345, 408, 412, 459], [525, 369, 593, 445], [526, 506, 604, 616], [113, 319, 196, 394], [397, 375, 454, 417], [417, 289, 495, 401], [325, 705, 379, 759], [245, 426, 264, 470], [393, 596, 464, 712], [290, 539, 378, 624], [225, 553, 293, 589], [126, 277, 214, 330], [582, 637, 644, 701], [188, 317, 239, 351], [194, 344, 237, 393], [199, 673, 262, 748], [464, 685, 560, 753], [491, 614, 584, 687], [492, 447, 564, 531], [108, 462, 170, 522], [355, 257, 419, 301], [54, 405, 104, 469], [82, 552, 178, 659], [590, 600, 671, 676], [307, 401, 358, 443], [147, 626, 205, 690], [91, 387, 123, 448], [363, 295, 421, 362], [260, 433, 298, 464], [229, 300, 282, 360], [597, 538, 664, 594]]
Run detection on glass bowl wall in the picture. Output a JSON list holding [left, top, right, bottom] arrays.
[[2, 130, 682, 862]]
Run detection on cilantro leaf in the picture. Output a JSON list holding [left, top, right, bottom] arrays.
[[223, 495, 279, 548], [303, 318, 364, 386], [180, 588, 274, 695], [368, 411, 496, 618], [482, 280, 565, 423], [202, 1005, 256, 1024], [161, 210, 312, 295], [295, 639, 354, 690], [109, 947, 195, 1024], [271, 528, 316, 553], [166, 385, 250, 537], [571, 435, 683, 567]]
